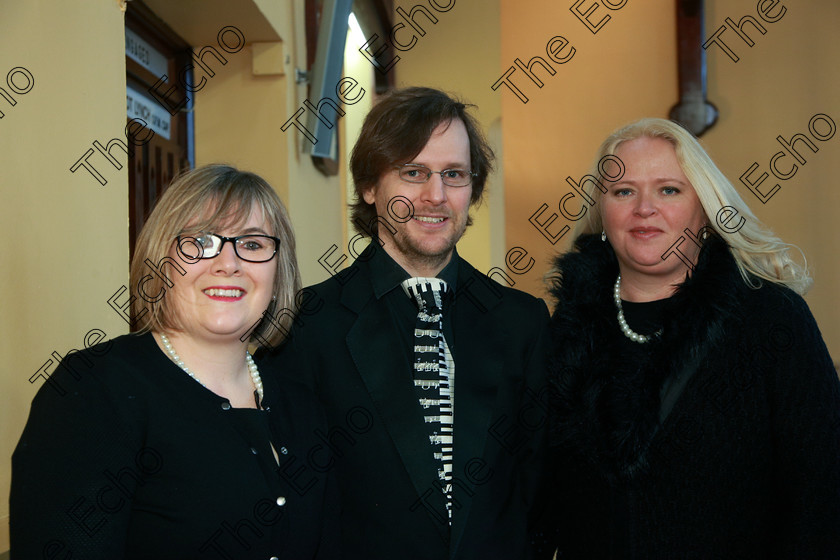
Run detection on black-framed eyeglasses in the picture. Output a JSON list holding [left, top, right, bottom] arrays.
[[176, 233, 280, 263], [394, 164, 476, 187]]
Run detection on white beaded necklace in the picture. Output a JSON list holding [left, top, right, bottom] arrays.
[[159, 333, 264, 404], [613, 275, 663, 344]]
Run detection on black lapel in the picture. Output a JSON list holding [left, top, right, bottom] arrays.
[[448, 259, 505, 556], [342, 257, 450, 540]]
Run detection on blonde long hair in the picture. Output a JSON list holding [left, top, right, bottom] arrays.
[[575, 118, 811, 294]]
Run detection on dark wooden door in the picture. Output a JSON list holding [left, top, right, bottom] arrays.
[[125, 2, 192, 263]]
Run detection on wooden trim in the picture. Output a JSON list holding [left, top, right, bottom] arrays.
[[305, 0, 321, 72]]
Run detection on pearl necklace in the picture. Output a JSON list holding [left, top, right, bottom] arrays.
[[613, 275, 662, 344], [159, 333, 264, 404]]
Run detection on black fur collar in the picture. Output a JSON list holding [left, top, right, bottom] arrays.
[[548, 233, 745, 480]]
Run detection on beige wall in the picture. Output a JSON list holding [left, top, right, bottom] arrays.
[[0, 1, 130, 549], [500, 0, 840, 358], [192, 44, 290, 202], [702, 0, 840, 358]]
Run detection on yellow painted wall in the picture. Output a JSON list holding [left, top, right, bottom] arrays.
[[702, 0, 840, 359], [193, 44, 290, 203], [0, 1, 129, 550], [500, 0, 839, 358]]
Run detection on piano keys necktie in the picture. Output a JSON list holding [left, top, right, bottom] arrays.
[[401, 277, 454, 525]]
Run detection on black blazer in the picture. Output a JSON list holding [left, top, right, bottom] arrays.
[[263, 246, 550, 560], [543, 235, 840, 558], [11, 333, 339, 559]]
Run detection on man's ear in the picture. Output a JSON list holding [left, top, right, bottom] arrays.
[[362, 185, 377, 205]]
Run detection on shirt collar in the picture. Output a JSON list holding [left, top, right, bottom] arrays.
[[368, 245, 460, 299]]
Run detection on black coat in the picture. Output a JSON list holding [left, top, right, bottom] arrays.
[[543, 234, 840, 559], [262, 245, 550, 560], [11, 332, 339, 560]]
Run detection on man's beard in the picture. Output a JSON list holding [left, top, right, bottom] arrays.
[[385, 214, 468, 272]]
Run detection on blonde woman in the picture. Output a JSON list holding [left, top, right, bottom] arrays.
[[542, 119, 840, 558]]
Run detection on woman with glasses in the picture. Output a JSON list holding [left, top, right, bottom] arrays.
[[11, 165, 339, 559], [540, 119, 840, 558]]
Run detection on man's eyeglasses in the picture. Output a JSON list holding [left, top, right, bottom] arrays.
[[394, 164, 476, 187], [176, 233, 280, 263]]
